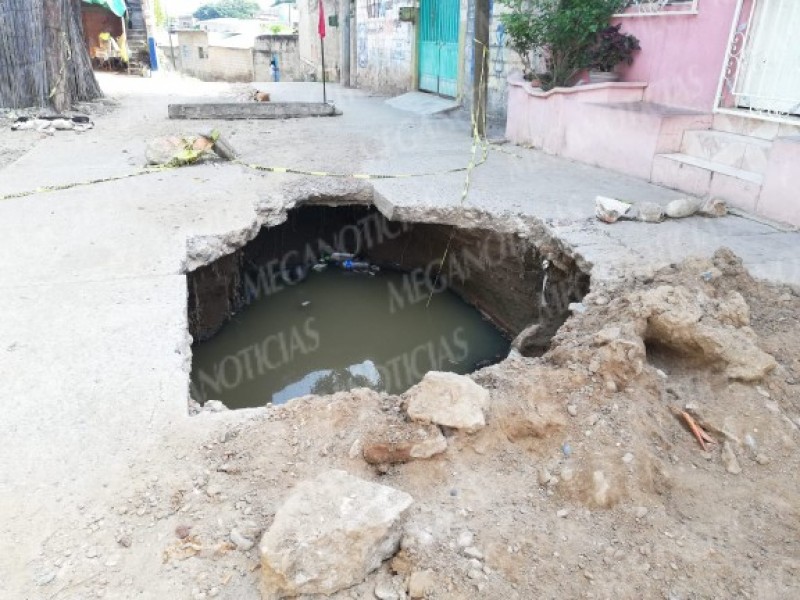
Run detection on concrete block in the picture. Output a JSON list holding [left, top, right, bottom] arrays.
[[168, 102, 342, 120]]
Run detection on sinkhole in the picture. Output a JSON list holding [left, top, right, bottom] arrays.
[[187, 204, 589, 410]]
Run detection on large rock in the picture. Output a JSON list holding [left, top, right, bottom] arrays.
[[259, 470, 413, 599], [405, 372, 489, 433], [637, 285, 776, 381]]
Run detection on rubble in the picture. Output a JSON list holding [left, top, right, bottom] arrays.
[[405, 372, 489, 433], [259, 470, 413, 598], [362, 423, 448, 465]]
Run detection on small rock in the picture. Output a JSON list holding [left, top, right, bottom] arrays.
[[374, 577, 399, 600], [456, 531, 474, 548], [85, 546, 99, 559], [175, 524, 192, 539], [755, 454, 771, 465], [722, 441, 742, 475], [230, 528, 254, 551], [635, 202, 666, 223], [348, 438, 363, 459], [467, 569, 483, 580], [556, 509, 570, 518], [622, 452, 634, 464], [116, 533, 132, 548], [699, 197, 727, 217], [363, 425, 448, 465], [665, 197, 703, 219], [463, 546, 483, 560], [594, 296, 609, 306], [592, 471, 612, 507], [595, 195, 632, 223], [568, 302, 587, 314], [203, 399, 229, 413], [634, 506, 648, 519], [567, 405, 578, 417], [408, 570, 435, 598], [34, 570, 56, 586], [538, 468, 552, 486]]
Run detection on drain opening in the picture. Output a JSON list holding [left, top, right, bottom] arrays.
[[187, 204, 589, 410]]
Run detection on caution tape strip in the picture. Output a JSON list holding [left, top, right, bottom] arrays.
[[0, 145, 491, 202]]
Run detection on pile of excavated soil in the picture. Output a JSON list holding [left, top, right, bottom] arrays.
[[32, 249, 799, 599]]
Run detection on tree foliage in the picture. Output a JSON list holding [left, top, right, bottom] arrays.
[[498, 0, 628, 89], [154, 0, 168, 27], [193, 0, 261, 20]]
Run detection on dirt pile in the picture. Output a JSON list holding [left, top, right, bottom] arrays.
[[33, 249, 800, 599]]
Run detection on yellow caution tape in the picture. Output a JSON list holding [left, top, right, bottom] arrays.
[[1, 41, 494, 203]]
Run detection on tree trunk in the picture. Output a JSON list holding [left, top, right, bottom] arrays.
[[0, 0, 102, 110]]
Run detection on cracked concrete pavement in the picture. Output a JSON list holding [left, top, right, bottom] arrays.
[[0, 74, 797, 597]]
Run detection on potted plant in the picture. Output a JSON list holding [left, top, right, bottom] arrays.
[[586, 24, 641, 83]]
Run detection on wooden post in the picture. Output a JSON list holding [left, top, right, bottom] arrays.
[[472, 0, 490, 138]]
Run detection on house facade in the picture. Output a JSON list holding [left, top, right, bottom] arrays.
[[505, 0, 800, 226]]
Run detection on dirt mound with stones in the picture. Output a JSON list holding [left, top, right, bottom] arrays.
[[38, 249, 800, 599]]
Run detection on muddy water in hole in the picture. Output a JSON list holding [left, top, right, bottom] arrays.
[[191, 268, 509, 409]]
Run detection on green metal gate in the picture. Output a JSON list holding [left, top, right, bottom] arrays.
[[418, 0, 460, 98]]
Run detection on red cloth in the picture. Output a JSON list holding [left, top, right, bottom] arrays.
[[318, 0, 326, 39]]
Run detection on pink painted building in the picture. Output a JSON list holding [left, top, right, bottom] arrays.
[[506, 0, 800, 226]]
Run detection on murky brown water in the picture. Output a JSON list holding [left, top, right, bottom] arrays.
[[190, 268, 509, 409]]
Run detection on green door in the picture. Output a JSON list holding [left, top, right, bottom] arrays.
[[418, 0, 460, 98]]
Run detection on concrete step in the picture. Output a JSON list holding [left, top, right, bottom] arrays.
[[681, 129, 772, 174], [713, 113, 800, 140], [652, 153, 763, 213]]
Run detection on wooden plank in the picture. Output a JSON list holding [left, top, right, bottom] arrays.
[[168, 103, 342, 120]]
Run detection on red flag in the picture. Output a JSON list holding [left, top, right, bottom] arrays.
[[318, 0, 326, 39]]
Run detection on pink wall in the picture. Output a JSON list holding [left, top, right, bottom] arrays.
[[758, 136, 800, 225], [615, 0, 739, 112]]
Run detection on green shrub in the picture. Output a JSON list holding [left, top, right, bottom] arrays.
[[499, 0, 628, 90]]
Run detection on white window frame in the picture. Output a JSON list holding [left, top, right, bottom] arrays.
[[614, 0, 699, 18]]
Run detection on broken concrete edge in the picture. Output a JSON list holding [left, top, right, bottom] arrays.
[[179, 186, 596, 416], [168, 102, 342, 120]]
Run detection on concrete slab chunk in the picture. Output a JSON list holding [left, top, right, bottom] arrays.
[[259, 470, 413, 599], [405, 371, 489, 432], [168, 102, 341, 120]]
